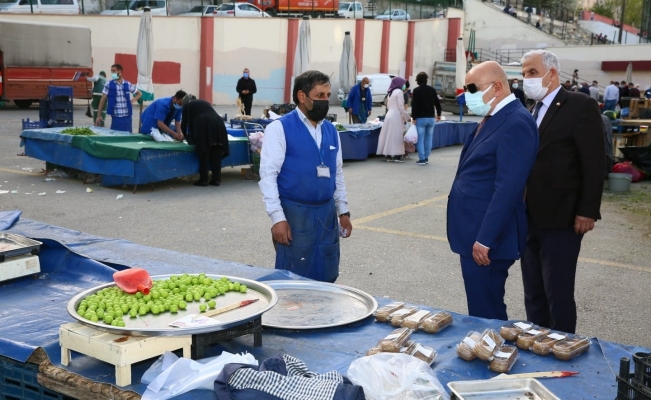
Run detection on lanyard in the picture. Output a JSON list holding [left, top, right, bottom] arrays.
[[308, 123, 326, 166]]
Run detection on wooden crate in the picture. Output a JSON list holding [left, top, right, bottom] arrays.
[[59, 322, 191, 387]]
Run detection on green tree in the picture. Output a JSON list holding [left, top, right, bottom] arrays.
[[591, 0, 643, 26], [591, 0, 617, 18]]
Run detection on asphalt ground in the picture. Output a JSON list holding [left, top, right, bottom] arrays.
[[1, 103, 650, 349]]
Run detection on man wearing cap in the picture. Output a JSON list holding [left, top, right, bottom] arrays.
[[139, 90, 186, 140], [87, 71, 108, 127]]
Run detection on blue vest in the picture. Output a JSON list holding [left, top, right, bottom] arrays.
[[278, 110, 338, 204], [106, 80, 133, 117]]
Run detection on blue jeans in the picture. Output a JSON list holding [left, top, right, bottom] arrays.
[[604, 100, 617, 111], [416, 118, 435, 161]]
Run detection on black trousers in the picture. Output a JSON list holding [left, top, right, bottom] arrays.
[[197, 146, 224, 184], [521, 214, 584, 333], [243, 98, 253, 116]]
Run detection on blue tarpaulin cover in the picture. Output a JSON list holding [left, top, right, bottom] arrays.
[[19, 127, 253, 187], [0, 211, 648, 399]]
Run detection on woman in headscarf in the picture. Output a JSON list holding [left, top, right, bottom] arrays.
[[377, 77, 412, 162], [180, 94, 230, 186]]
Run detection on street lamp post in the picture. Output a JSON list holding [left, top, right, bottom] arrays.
[[618, 0, 626, 44]]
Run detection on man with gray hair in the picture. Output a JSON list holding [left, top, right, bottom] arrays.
[[520, 50, 605, 334]]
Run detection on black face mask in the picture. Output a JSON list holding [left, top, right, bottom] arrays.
[[305, 97, 329, 122]]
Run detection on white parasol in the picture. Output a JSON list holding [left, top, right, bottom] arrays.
[[294, 18, 311, 77], [455, 37, 466, 96], [625, 62, 633, 85], [339, 31, 357, 96], [136, 7, 154, 103]]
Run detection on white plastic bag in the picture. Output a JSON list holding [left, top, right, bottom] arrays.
[[347, 353, 449, 400], [404, 123, 418, 144], [150, 128, 175, 143], [141, 351, 258, 400]]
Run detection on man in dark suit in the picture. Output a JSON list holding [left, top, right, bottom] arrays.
[[447, 61, 539, 320], [520, 50, 605, 334], [511, 78, 526, 106]]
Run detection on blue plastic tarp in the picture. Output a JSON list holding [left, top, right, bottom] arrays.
[[20, 128, 253, 187], [1, 211, 649, 399]]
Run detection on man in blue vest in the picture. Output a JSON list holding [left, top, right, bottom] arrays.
[[95, 63, 142, 132], [139, 90, 186, 140], [259, 70, 352, 283]]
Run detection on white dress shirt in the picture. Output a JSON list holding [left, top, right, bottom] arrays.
[[534, 85, 562, 127], [603, 84, 620, 101], [258, 108, 349, 225]]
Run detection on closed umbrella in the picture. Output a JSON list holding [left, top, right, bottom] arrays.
[[625, 62, 633, 85], [294, 17, 311, 77], [137, 7, 154, 129], [455, 37, 466, 121], [339, 31, 357, 122]]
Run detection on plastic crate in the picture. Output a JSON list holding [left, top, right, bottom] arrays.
[[50, 121, 73, 128], [634, 353, 651, 389], [617, 376, 651, 400], [22, 119, 47, 130], [48, 100, 73, 111], [49, 110, 73, 121], [47, 86, 73, 99], [0, 356, 74, 400], [39, 100, 50, 120]]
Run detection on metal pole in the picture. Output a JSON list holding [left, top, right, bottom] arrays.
[[619, 0, 626, 44], [81, 0, 85, 14], [126, 0, 129, 16], [29, 0, 33, 13], [201, 0, 204, 15]]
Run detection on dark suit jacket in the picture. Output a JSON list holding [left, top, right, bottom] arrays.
[[526, 87, 605, 229], [447, 99, 539, 260]]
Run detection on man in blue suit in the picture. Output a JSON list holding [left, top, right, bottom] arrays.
[[447, 61, 539, 320]]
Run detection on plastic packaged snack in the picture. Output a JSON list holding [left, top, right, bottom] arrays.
[[489, 345, 520, 373], [402, 310, 433, 330], [499, 321, 534, 341], [406, 342, 437, 365], [366, 346, 382, 356], [457, 331, 482, 361], [421, 311, 453, 334], [399, 340, 415, 354], [515, 327, 551, 350], [474, 329, 505, 361], [552, 334, 591, 360], [532, 332, 568, 356], [389, 306, 420, 327], [380, 327, 414, 353], [375, 302, 406, 322]]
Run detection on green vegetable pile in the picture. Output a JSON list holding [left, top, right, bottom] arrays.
[[76, 274, 248, 326], [61, 127, 95, 136], [334, 123, 346, 132]]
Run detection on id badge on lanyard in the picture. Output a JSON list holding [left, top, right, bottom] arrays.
[[313, 128, 330, 178]]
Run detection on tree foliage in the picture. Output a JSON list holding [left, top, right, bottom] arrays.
[[590, 0, 644, 26]]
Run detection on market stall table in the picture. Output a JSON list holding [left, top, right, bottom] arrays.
[[19, 127, 256, 190], [0, 211, 648, 400], [338, 121, 478, 160]]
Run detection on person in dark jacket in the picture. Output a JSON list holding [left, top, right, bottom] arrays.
[[236, 68, 257, 116], [511, 78, 526, 106], [346, 77, 372, 123], [180, 94, 230, 187], [579, 82, 591, 96], [411, 72, 442, 165]]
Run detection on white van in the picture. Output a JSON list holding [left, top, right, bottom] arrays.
[[100, 0, 168, 16], [0, 0, 80, 14], [338, 74, 397, 104]]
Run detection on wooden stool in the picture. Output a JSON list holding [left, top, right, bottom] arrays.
[[59, 322, 191, 387]]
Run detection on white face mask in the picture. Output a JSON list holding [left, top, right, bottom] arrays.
[[523, 70, 552, 101], [512, 83, 519, 89], [363, 84, 369, 89]]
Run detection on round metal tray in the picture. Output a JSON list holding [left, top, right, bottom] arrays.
[[261, 280, 377, 329], [67, 274, 277, 336]]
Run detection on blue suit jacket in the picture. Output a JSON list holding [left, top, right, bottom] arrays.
[[447, 99, 539, 261], [346, 84, 372, 115]]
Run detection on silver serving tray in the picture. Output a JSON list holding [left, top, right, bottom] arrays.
[[67, 274, 277, 336], [261, 280, 377, 329], [448, 378, 560, 400], [0, 233, 42, 260]]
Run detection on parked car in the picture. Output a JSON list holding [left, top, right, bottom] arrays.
[[100, 0, 168, 16], [178, 5, 220, 16], [215, 3, 270, 17], [337, 1, 366, 18], [0, 0, 80, 14], [374, 9, 410, 20], [337, 73, 397, 105]]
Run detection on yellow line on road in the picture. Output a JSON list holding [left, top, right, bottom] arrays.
[[578, 257, 651, 273], [352, 194, 448, 225], [355, 225, 449, 243], [0, 167, 39, 176]]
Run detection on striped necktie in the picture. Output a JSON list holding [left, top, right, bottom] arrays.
[[475, 116, 491, 137]]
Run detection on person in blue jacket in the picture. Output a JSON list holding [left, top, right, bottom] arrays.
[[259, 70, 352, 283], [346, 77, 372, 123], [95, 63, 142, 132], [447, 61, 539, 320], [139, 90, 186, 140]]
